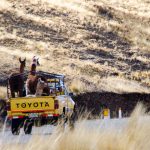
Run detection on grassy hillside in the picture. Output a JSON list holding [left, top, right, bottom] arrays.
[[0, 0, 150, 93]]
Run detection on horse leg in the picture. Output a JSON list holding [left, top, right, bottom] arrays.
[[18, 90, 23, 97], [18, 84, 24, 97], [11, 90, 15, 98], [26, 82, 30, 96], [9, 83, 15, 98]]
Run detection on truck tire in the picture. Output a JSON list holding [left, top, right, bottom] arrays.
[[11, 118, 22, 135], [58, 111, 67, 131], [24, 119, 33, 134], [68, 107, 77, 130], [68, 118, 74, 130]]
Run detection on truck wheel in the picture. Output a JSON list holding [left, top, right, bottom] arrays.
[[51, 116, 58, 126], [24, 119, 33, 134], [11, 119, 22, 135], [68, 110, 77, 130], [58, 114, 67, 131], [41, 117, 47, 125], [68, 114, 76, 130]]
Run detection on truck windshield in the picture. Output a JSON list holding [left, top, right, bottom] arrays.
[[47, 80, 65, 96]]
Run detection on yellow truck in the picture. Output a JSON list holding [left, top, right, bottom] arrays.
[[7, 71, 75, 135]]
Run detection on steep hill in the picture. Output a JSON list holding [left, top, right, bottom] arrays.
[[0, 0, 150, 93]]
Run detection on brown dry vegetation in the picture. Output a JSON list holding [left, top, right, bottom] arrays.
[[0, 104, 150, 150], [0, 86, 7, 99], [0, 0, 150, 94]]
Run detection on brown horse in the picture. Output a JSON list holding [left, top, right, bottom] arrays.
[[26, 56, 40, 95], [9, 58, 26, 98]]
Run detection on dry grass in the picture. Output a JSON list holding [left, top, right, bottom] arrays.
[[0, 86, 7, 99], [0, 104, 150, 150], [98, 76, 150, 93], [69, 79, 87, 94], [96, 0, 150, 51]]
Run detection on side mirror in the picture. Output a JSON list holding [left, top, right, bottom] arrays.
[[69, 92, 74, 97]]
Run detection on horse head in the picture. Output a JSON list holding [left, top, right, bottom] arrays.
[[19, 57, 26, 74], [32, 56, 40, 66]]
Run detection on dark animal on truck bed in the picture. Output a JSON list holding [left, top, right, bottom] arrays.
[[9, 58, 26, 98]]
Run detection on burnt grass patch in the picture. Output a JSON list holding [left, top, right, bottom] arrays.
[[73, 92, 150, 118]]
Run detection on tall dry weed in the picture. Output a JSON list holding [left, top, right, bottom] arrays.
[[0, 104, 150, 150], [0, 86, 7, 99], [69, 79, 87, 94]]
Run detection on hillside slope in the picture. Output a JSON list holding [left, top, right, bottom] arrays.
[[0, 0, 150, 93]]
